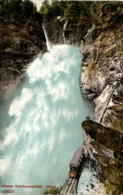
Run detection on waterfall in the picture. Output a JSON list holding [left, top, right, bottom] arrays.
[[0, 45, 92, 194], [42, 24, 52, 50], [0, 41, 102, 194]]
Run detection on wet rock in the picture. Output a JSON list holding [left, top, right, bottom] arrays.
[[0, 20, 46, 100], [82, 120, 123, 195]]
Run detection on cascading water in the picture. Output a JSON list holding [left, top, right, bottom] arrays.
[[42, 24, 52, 50], [0, 45, 92, 194]]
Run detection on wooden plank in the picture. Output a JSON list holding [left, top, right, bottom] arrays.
[[60, 178, 72, 195], [60, 180, 68, 194], [66, 179, 77, 194], [71, 179, 78, 194], [66, 179, 75, 194], [63, 178, 72, 194], [61, 179, 69, 191], [60, 178, 78, 194]]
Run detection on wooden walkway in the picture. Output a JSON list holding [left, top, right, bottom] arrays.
[[60, 178, 78, 195], [60, 136, 91, 195]]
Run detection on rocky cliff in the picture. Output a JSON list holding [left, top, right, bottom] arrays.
[[0, 0, 46, 99], [42, 2, 123, 195]]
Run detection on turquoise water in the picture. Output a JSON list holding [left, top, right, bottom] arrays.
[[0, 45, 90, 194]]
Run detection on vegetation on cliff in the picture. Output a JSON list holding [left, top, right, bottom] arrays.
[[43, 187, 61, 194], [40, 1, 123, 23], [0, 0, 43, 24], [40, 0, 92, 21]]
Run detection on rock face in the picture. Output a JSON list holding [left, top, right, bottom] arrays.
[[82, 120, 123, 195], [0, 18, 46, 99], [43, 2, 123, 194]]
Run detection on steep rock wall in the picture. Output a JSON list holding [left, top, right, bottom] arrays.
[[0, 18, 46, 99]]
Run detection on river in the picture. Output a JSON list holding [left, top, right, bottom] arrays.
[[0, 45, 92, 194]]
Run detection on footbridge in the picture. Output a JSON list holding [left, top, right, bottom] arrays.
[[60, 178, 78, 195], [60, 135, 92, 195]]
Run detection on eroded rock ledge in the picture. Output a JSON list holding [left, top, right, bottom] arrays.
[[82, 120, 123, 195]]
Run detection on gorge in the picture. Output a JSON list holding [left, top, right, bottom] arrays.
[[0, 1, 123, 195]]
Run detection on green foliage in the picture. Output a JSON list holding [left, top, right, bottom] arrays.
[[40, 0, 92, 21], [40, 0, 64, 20], [0, 0, 42, 24], [43, 187, 61, 194], [63, 1, 92, 17]]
